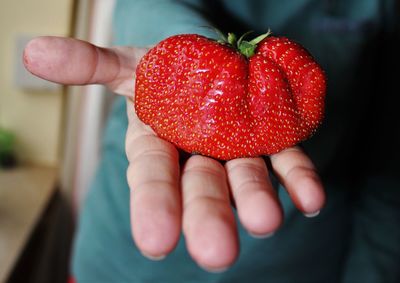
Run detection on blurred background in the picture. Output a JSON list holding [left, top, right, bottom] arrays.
[[0, 0, 115, 282]]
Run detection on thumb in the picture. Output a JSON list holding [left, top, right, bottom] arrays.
[[23, 36, 139, 86]]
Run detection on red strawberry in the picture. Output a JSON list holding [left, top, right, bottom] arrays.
[[134, 31, 326, 160]]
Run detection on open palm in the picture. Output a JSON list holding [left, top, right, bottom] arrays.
[[24, 36, 325, 272]]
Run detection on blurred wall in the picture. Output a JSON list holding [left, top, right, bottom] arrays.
[[61, 0, 115, 209], [0, 0, 73, 166]]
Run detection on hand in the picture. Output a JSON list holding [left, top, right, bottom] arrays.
[[24, 37, 325, 272]]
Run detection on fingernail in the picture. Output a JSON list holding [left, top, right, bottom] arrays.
[[200, 265, 229, 273], [24, 39, 43, 64], [304, 210, 320, 218], [141, 252, 167, 261], [249, 231, 275, 239]]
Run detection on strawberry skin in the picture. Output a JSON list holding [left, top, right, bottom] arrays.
[[135, 34, 326, 160], [257, 36, 326, 140]]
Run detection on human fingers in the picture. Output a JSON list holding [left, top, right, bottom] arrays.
[[125, 100, 182, 259], [23, 36, 147, 95], [270, 146, 325, 216], [225, 157, 283, 238], [181, 155, 239, 272]]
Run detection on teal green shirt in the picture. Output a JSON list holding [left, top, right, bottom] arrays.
[[72, 1, 400, 282]]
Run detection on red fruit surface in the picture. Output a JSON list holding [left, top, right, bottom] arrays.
[[134, 34, 326, 160]]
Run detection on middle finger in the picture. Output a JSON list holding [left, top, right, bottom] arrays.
[[182, 155, 239, 271]]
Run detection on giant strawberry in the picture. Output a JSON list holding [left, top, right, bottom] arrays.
[[134, 31, 326, 160]]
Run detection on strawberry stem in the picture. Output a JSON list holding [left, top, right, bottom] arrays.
[[236, 31, 254, 48], [249, 30, 272, 45], [237, 29, 271, 58], [205, 27, 272, 58], [227, 33, 237, 46]]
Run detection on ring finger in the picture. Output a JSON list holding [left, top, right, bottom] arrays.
[[225, 157, 283, 238]]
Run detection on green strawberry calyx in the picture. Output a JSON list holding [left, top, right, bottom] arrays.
[[215, 29, 272, 58]]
